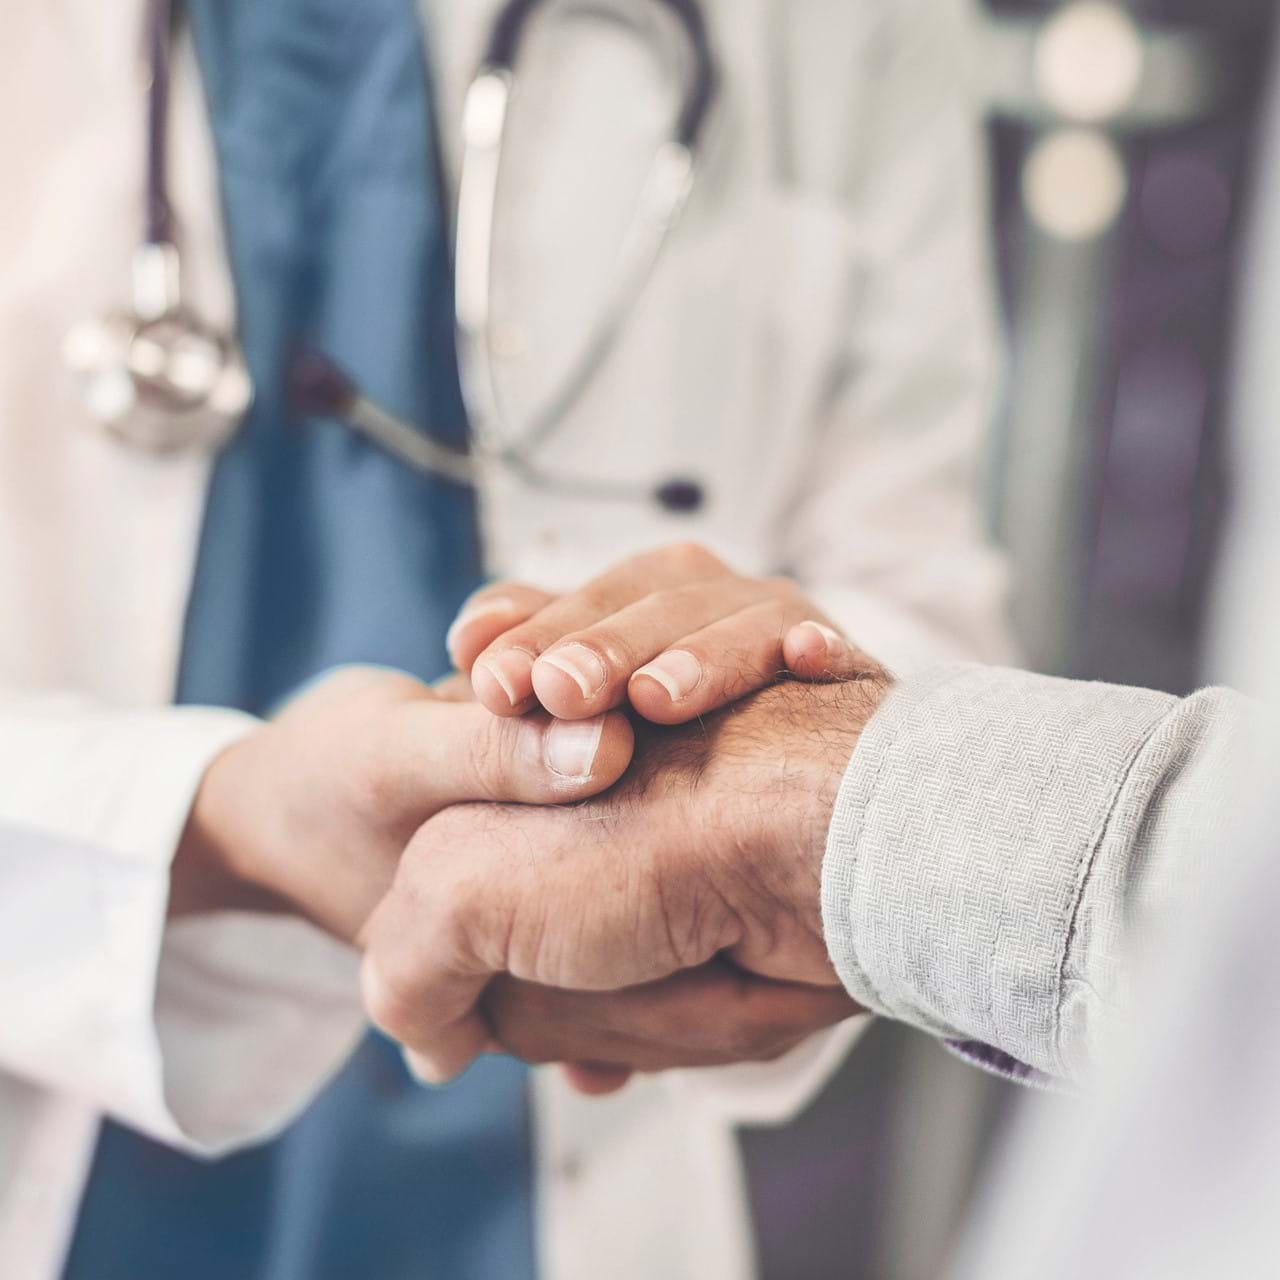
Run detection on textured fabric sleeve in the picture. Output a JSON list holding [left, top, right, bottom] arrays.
[[820, 664, 1251, 1084]]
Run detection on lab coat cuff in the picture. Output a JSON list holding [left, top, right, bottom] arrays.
[[819, 664, 1177, 1080], [1, 702, 362, 1152], [154, 914, 364, 1152], [0, 704, 255, 1140], [112, 710, 364, 1152]]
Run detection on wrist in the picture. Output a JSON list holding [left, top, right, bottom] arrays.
[[170, 731, 289, 918], [708, 676, 890, 985], [770, 679, 889, 935]]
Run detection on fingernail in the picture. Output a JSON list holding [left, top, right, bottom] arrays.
[[633, 649, 702, 702], [446, 595, 516, 659], [543, 715, 605, 779], [537, 644, 608, 699], [797, 621, 847, 654], [475, 650, 533, 706]]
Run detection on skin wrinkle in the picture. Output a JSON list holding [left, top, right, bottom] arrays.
[[650, 854, 699, 973], [633, 675, 886, 978], [483, 965, 836, 1072], [377, 674, 878, 1075]]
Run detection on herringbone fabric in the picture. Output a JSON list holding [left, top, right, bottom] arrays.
[[821, 664, 1249, 1083]]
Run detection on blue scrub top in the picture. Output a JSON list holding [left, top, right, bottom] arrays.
[[62, 2, 536, 1277]]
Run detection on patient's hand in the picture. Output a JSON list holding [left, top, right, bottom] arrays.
[[359, 676, 888, 1089], [446, 543, 869, 724], [174, 667, 633, 942]]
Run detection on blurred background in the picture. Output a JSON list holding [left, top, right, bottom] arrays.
[[744, 4, 1277, 1274], [980, 0, 1275, 692]]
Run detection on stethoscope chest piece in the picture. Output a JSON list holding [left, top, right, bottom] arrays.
[[65, 243, 252, 454]]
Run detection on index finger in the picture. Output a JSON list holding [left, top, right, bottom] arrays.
[[446, 583, 556, 673], [470, 545, 728, 716]]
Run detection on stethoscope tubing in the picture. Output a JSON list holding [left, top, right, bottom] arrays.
[[83, 0, 718, 513]]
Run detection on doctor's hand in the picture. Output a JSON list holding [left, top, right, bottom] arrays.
[[481, 961, 856, 1098], [359, 672, 888, 1085], [170, 667, 634, 943], [447, 543, 869, 725]]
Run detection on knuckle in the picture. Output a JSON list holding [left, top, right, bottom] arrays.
[[465, 722, 519, 798], [643, 582, 713, 616], [350, 716, 414, 816], [439, 874, 508, 974], [307, 665, 376, 702], [312, 665, 425, 713], [467, 580, 534, 610], [761, 575, 804, 605], [571, 584, 622, 618], [560, 629, 633, 680], [363, 958, 423, 1043], [462, 583, 508, 611], [663, 541, 724, 578]]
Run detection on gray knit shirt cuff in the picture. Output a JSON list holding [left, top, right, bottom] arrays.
[[820, 664, 1185, 1083]]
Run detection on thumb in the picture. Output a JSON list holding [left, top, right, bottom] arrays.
[[386, 700, 635, 812]]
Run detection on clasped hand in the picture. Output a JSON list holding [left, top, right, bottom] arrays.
[[182, 545, 888, 1093]]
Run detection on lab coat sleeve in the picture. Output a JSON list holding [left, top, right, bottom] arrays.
[[782, 0, 1012, 673], [0, 694, 364, 1154], [821, 664, 1255, 1086]]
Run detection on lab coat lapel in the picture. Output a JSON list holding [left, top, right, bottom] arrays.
[[48, 0, 147, 97], [417, 0, 736, 447]]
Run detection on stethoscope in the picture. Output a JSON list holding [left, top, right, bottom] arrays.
[[63, 0, 717, 514]]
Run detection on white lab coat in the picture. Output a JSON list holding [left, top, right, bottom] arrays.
[[0, 1, 1010, 1277]]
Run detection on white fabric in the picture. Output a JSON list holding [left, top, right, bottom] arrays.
[[0, 0, 1008, 1276], [0, 701, 365, 1276]]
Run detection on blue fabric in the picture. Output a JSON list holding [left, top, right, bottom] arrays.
[[62, 2, 536, 1277]]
